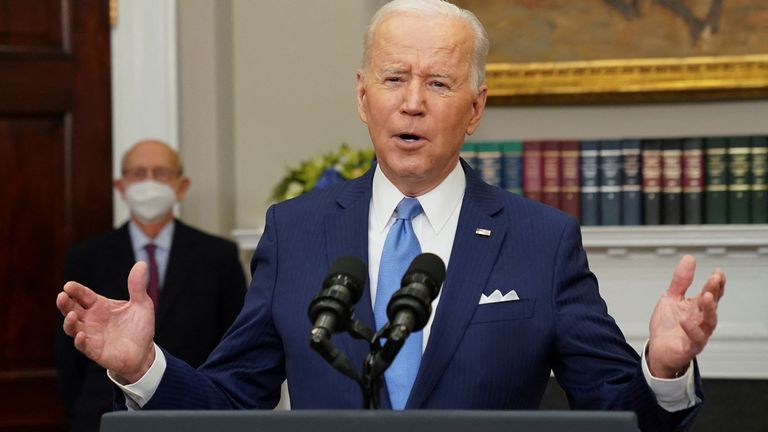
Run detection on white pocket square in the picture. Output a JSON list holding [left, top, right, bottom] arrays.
[[479, 289, 520, 304]]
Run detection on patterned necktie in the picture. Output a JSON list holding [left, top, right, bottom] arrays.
[[144, 243, 160, 311], [375, 197, 423, 409]]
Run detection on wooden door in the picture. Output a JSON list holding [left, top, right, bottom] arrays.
[[0, 0, 112, 430]]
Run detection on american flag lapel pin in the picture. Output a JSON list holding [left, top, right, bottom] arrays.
[[475, 228, 491, 237]]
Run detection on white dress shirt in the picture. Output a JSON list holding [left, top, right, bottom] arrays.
[[112, 161, 696, 411], [128, 220, 174, 289]]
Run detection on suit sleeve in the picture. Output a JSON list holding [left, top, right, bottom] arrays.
[[143, 205, 285, 410], [216, 241, 247, 338], [551, 218, 700, 432]]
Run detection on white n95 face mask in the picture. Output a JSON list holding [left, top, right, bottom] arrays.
[[124, 180, 177, 223]]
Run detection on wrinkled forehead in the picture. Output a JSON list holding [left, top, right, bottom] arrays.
[[367, 12, 474, 71]]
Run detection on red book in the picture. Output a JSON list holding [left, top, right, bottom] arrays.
[[541, 141, 561, 209], [560, 140, 581, 220], [523, 141, 543, 202]]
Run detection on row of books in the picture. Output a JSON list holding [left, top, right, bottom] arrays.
[[461, 136, 768, 225]]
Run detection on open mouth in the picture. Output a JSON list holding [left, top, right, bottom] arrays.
[[398, 133, 422, 143]]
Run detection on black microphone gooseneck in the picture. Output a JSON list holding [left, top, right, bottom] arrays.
[[307, 253, 446, 409], [308, 256, 367, 382]]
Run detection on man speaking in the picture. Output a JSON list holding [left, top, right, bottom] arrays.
[[56, 1, 725, 431]]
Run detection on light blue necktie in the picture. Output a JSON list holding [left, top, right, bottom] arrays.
[[375, 197, 423, 409]]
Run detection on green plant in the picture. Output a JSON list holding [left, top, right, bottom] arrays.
[[270, 144, 375, 202]]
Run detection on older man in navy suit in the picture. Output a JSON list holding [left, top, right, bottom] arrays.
[[56, 1, 724, 431]]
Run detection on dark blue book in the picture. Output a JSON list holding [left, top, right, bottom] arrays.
[[621, 139, 642, 225], [599, 140, 623, 226], [579, 140, 600, 226]]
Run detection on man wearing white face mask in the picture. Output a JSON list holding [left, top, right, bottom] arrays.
[[54, 139, 247, 432]]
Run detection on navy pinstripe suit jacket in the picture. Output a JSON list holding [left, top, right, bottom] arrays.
[[144, 161, 701, 431]]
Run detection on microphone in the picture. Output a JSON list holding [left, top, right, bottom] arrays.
[[308, 256, 367, 341], [366, 253, 445, 380], [386, 252, 446, 336]]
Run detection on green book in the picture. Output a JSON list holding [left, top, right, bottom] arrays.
[[704, 137, 728, 224], [475, 142, 503, 187], [751, 136, 768, 223], [727, 136, 751, 223], [460, 142, 478, 170], [501, 141, 523, 195]]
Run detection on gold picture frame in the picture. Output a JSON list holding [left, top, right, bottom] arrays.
[[452, 1, 768, 105], [486, 54, 768, 105]]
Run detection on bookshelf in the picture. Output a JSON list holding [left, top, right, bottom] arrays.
[[232, 224, 768, 379]]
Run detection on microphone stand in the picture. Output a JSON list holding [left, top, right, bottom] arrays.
[[360, 322, 410, 409], [310, 318, 405, 409]]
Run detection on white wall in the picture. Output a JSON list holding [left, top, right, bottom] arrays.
[[222, 2, 768, 231], [230, 1, 375, 231], [177, 0, 236, 236], [111, 0, 178, 226]]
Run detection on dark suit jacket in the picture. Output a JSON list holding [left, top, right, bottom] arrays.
[[55, 220, 246, 432], [144, 163, 700, 431]]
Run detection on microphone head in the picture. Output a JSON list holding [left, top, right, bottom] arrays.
[[402, 252, 446, 296], [324, 255, 367, 303]]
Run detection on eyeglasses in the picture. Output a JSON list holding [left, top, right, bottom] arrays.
[[122, 166, 179, 182]]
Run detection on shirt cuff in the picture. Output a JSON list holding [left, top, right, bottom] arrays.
[[641, 340, 700, 412], [106, 343, 167, 410]]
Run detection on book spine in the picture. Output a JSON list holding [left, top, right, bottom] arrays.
[[560, 140, 581, 220], [682, 138, 704, 224], [621, 139, 642, 226], [704, 138, 729, 224], [476, 142, 503, 187], [642, 139, 663, 225], [541, 141, 561, 209], [727, 137, 751, 223], [661, 139, 683, 225], [523, 141, 543, 202], [599, 140, 622, 226], [460, 142, 478, 170], [751, 136, 768, 224], [501, 141, 523, 195], [580, 140, 600, 226]]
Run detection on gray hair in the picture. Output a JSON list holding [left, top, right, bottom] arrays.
[[362, 0, 489, 93]]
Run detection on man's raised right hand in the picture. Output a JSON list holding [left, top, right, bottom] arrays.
[[56, 261, 157, 384]]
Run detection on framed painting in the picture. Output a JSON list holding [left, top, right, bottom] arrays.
[[453, 0, 768, 104]]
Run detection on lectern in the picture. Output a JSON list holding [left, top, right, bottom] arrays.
[[101, 410, 639, 432]]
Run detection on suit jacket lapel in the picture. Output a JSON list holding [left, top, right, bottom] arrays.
[[407, 161, 507, 408], [322, 169, 378, 385]]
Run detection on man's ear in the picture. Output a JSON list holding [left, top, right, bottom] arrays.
[[355, 70, 369, 125], [113, 178, 127, 199], [465, 85, 488, 136], [175, 177, 191, 201]]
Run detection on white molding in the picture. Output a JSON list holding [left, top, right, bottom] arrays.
[[232, 228, 263, 251], [582, 225, 768, 249], [111, 0, 178, 226]]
